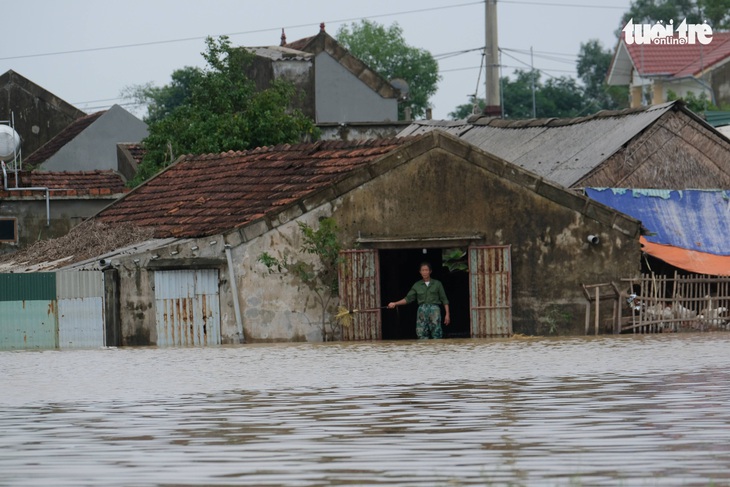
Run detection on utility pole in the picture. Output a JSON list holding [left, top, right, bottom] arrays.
[[484, 0, 501, 117]]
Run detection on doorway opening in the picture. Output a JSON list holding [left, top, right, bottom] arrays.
[[379, 248, 470, 339]]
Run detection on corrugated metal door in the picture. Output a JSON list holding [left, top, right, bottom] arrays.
[[154, 269, 221, 347], [469, 245, 512, 337], [338, 250, 381, 340], [0, 273, 58, 350], [57, 271, 105, 349]]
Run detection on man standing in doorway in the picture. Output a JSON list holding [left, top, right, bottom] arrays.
[[387, 262, 450, 339]]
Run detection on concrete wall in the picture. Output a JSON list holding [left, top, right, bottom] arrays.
[[332, 147, 641, 335], [0, 71, 85, 157], [314, 52, 398, 123], [247, 55, 315, 120], [0, 197, 117, 253], [40, 105, 148, 172], [112, 211, 333, 345]]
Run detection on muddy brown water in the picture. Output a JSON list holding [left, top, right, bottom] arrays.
[[2, 334, 730, 486]]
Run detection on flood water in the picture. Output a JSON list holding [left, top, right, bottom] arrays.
[[2, 334, 730, 486]]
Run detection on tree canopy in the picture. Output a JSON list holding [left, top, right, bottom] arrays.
[[126, 36, 318, 186], [336, 20, 440, 119], [619, 0, 730, 31], [449, 69, 592, 120]]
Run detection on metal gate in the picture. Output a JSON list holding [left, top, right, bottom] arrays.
[[57, 271, 105, 349], [338, 249, 381, 340], [469, 245, 512, 337], [0, 273, 57, 350], [154, 269, 221, 347]]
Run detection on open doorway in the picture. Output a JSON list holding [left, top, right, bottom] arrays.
[[379, 248, 470, 339]]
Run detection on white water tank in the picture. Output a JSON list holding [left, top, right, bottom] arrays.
[[0, 125, 21, 162]]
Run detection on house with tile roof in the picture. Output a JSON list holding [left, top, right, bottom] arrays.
[[398, 101, 730, 189], [245, 24, 402, 133], [34, 132, 643, 345], [607, 31, 730, 108], [0, 168, 128, 251], [24, 104, 148, 174], [0, 70, 86, 157]]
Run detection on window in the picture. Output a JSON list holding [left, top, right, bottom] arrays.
[[0, 218, 18, 243]]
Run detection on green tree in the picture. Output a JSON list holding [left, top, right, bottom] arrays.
[[577, 40, 629, 111], [258, 218, 343, 342], [619, 0, 730, 31], [666, 89, 721, 112], [336, 20, 440, 119], [127, 36, 318, 186], [450, 70, 589, 120]]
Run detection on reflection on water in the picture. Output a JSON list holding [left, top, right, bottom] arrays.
[[2, 335, 730, 486]]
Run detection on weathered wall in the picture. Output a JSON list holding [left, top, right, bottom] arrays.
[[230, 206, 335, 342], [0, 197, 117, 253], [314, 52, 398, 123], [332, 145, 641, 335], [0, 71, 85, 157], [246, 55, 315, 120], [318, 121, 411, 141], [111, 212, 335, 345], [39, 105, 148, 172]]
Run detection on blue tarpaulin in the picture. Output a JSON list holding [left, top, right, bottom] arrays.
[[586, 188, 730, 256]]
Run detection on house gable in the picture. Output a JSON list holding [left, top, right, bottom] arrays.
[[27, 105, 148, 173], [576, 103, 730, 188], [399, 101, 730, 189], [0, 70, 85, 157]]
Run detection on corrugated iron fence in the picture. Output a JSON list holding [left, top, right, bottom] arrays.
[[0, 271, 107, 350], [621, 273, 730, 333]]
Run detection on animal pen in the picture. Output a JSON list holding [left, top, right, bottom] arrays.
[[620, 273, 730, 333], [582, 273, 730, 334]]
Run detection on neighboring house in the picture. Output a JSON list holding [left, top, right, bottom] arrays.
[[246, 25, 402, 131], [0, 169, 128, 251], [27, 131, 643, 346], [586, 188, 730, 276], [607, 32, 730, 108], [0, 70, 86, 157], [399, 101, 730, 189], [24, 104, 148, 174]]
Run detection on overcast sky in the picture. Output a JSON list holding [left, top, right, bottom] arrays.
[[1, 0, 633, 120]]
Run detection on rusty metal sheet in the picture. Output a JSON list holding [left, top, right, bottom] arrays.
[[338, 249, 381, 340], [0, 273, 58, 350], [154, 269, 221, 347], [57, 271, 105, 349], [469, 245, 512, 338], [0, 300, 58, 350]]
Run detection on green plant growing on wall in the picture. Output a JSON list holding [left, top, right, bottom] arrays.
[[542, 304, 573, 335], [258, 217, 342, 341]]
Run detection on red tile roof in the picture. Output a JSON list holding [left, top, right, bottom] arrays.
[[24, 111, 105, 166], [0, 170, 127, 197], [624, 32, 730, 77], [118, 143, 146, 166], [96, 138, 413, 238]]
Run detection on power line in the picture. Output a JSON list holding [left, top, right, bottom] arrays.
[[0, 1, 482, 62], [499, 0, 625, 9]]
